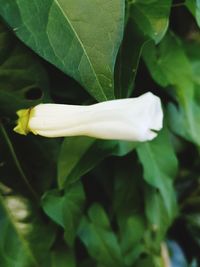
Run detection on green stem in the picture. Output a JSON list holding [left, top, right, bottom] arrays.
[[0, 123, 39, 202]]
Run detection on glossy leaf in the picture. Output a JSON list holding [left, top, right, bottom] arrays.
[[0, 0, 125, 101]]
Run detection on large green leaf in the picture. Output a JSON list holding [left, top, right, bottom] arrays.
[[78, 204, 124, 267], [0, 188, 55, 267], [0, 0, 125, 101], [137, 127, 178, 219], [129, 0, 172, 43], [0, 23, 50, 117], [42, 181, 85, 247]]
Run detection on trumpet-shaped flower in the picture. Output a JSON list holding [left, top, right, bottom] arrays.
[[14, 92, 163, 142]]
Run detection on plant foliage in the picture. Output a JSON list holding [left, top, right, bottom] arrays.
[[0, 1, 200, 266]]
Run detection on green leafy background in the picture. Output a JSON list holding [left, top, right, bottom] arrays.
[[0, 1, 200, 266]]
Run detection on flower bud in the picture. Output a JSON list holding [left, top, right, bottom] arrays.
[[14, 92, 163, 142]]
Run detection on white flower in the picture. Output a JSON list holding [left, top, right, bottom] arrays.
[[14, 92, 163, 142]]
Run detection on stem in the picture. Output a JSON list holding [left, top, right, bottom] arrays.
[[0, 123, 39, 202]]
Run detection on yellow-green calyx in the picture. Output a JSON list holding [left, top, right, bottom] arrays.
[[14, 108, 32, 135]]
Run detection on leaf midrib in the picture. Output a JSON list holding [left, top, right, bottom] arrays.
[[54, 0, 108, 101]]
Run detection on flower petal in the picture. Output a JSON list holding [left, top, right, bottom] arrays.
[[14, 92, 163, 142]]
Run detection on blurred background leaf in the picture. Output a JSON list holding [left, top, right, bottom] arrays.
[[186, 0, 200, 28], [0, 187, 55, 267], [42, 181, 85, 247], [78, 203, 125, 267], [0, 23, 50, 117]]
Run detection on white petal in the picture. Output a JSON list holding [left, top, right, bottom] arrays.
[[25, 92, 163, 142]]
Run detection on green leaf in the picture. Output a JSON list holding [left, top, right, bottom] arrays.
[[42, 181, 85, 247], [129, 0, 172, 43], [0, 123, 59, 198], [0, 0, 125, 101], [120, 215, 146, 265], [50, 250, 76, 267], [115, 18, 149, 98], [58, 137, 96, 188], [113, 140, 137, 156], [111, 157, 149, 265], [78, 204, 124, 267], [136, 127, 178, 220], [186, 0, 200, 28], [113, 154, 171, 264], [0, 23, 50, 117], [58, 137, 136, 188], [133, 255, 155, 267], [168, 102, 200, 146], [0, 24, 58, 196], [77, 259, 96, 267], [143, 33, 193, 90], [143, 32, 200, 145], [144, 186, 172, 246], [113, 157, 144, 224], [0, 189, 55, 267]]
